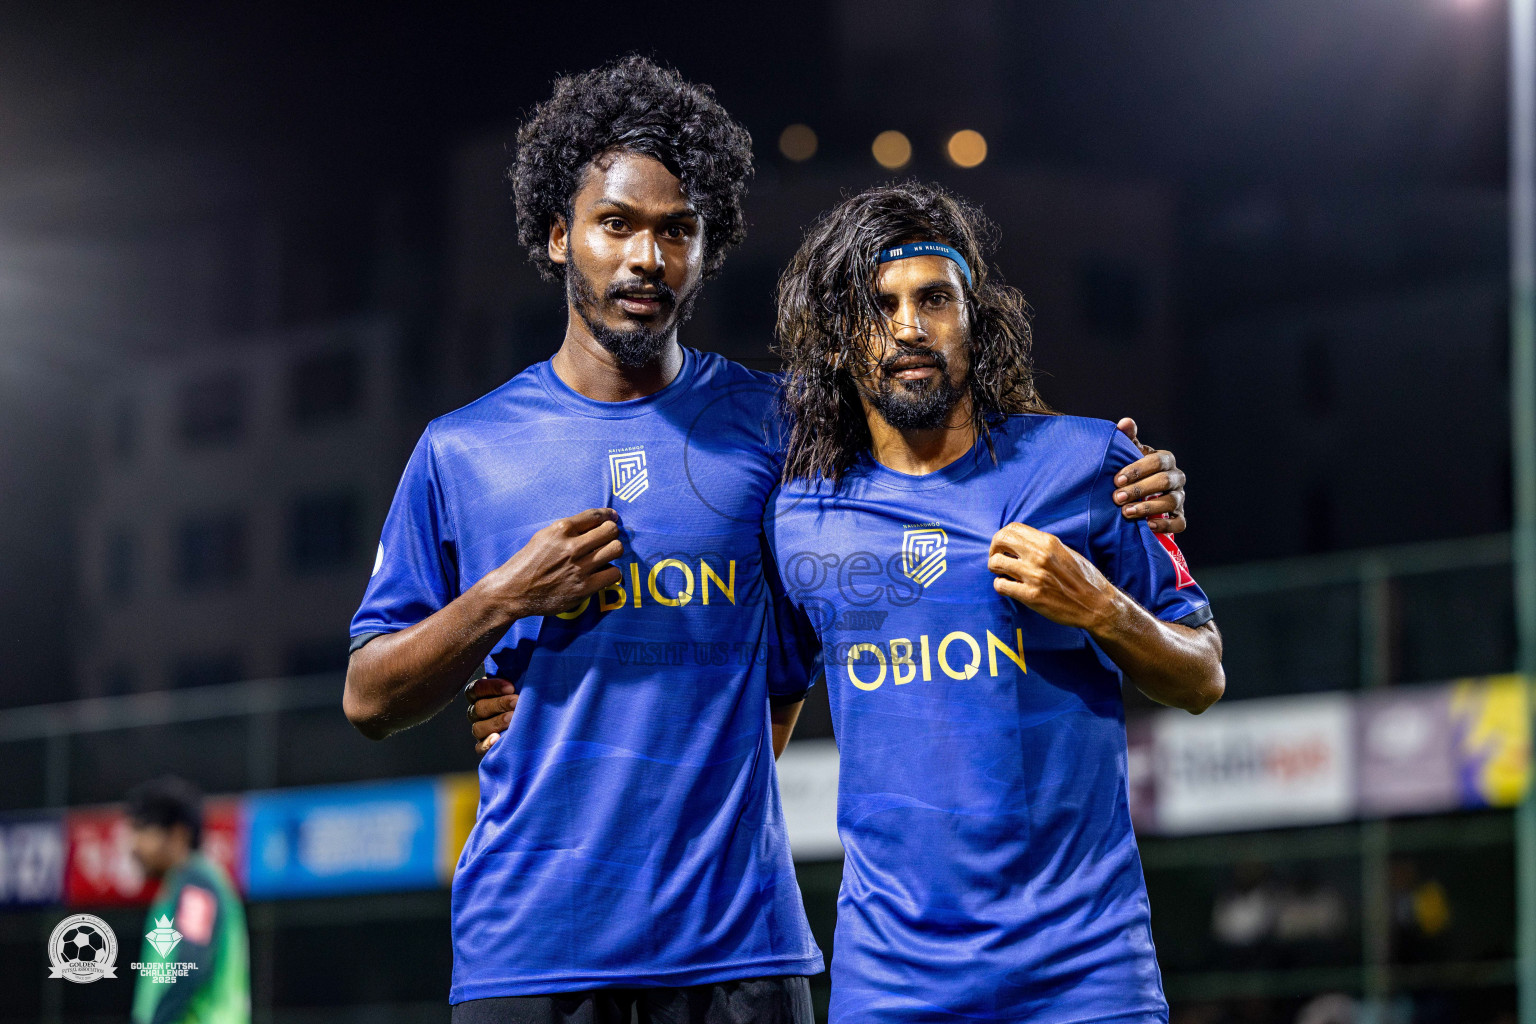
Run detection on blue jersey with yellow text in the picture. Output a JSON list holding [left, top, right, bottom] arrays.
[[351, 348, 822, 1000], [766, 414, 1212, 1024]]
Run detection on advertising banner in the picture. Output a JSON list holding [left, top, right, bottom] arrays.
[[65, 805, 152, 906], [435, 773, 478, 883], [1451, 674, 1531, 808], [1153, 692, 1355, 835], [775, 739, 842, 860], [1357, 686, 1459, 817], [0, 812, 64, 907], [245, 778, 438, 898], [64, 798, 244, 907], [1125, 718, 1156, 833]]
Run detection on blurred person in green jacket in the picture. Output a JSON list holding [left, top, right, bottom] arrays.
[[127, 777, 250, 1024]]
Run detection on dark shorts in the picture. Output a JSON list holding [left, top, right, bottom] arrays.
[[451, 976, 815, 1024]]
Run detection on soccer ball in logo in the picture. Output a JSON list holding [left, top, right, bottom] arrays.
[[48, 913, 118, 983], [59, 924, 106, 963]]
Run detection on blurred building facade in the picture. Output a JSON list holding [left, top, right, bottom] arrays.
[[74, 318, 407, 698]]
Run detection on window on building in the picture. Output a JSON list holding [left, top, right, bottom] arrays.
[[1076, 257, 1146, 343], [285, 638, 350, 676], [288, 349, 362, 425], [101, 663, 137, 697], [175, 514, 248, 589], [288, 492, 359, 574], [1300, 332, 1334, 416], [109, 396, 138, 462], [177, 371, 246, 445], [1304, 480, 1334, 555], [170, 652, 244, 690], [104, 527, 136, 601]]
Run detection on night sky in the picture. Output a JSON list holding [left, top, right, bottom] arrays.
[[0, 1, 1509, 194]]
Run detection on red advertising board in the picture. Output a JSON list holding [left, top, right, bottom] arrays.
[[63, 797, 245, 906]]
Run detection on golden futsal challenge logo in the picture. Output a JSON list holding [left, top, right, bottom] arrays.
[[608, 446, 648, 502], [901, 525, 947, 588]]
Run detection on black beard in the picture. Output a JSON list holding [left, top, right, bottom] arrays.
[[865, 349, 965, 431], [567, 261, 698, 369]]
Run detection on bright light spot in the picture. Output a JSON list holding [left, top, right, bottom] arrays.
[[946, 130, 988, 168], [872, 130, 912, 170], [778, 124, 818, 162]]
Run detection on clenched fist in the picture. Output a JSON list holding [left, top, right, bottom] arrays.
[[987, 522, 1120, 633], [490, 508, 625, 620]]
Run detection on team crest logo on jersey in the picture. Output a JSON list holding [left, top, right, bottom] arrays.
[[901, 525, 948, 588], [608, 447, 648, 502]]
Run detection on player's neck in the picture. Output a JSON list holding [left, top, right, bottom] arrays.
[[551, 312, 684, 403], [864, 397, 977, 476]]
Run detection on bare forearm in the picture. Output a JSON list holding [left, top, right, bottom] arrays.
[[1090, 596, 1224, 713], [771, 700, 803, 759], [344, 573, 521, 739]]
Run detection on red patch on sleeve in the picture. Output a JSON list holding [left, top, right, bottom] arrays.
[[176, 885, 216, 945], [1155, 532, 1197, 589]]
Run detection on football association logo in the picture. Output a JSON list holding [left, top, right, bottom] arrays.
[[608, 447, 649, 502], [47, 913, 118, 983], [901, 525, 948, 588]]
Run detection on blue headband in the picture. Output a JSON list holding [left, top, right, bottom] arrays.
[[874, 241, 973, 288]]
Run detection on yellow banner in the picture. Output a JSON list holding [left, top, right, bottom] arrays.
[[1450, 674, 1531, 807], [435, 772, 480, 883]]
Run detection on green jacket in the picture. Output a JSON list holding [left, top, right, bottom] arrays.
[[131, 852, 250, 1024]]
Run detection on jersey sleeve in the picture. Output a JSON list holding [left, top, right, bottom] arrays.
[[761, 534, 823, 705], [349, 428, 459, 650], [1087, 429, 1212, 629]]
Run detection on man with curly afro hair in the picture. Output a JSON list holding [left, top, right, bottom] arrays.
[[345, 56, 823, 1022]]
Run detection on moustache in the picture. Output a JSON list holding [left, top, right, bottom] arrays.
[[878, 347, 948, 375], [607, 281, 677, 305]]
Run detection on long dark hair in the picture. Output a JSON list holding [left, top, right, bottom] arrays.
[[774, 180, 1050, 482]]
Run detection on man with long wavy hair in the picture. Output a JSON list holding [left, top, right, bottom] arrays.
[[766, 181, 1225, 1023]]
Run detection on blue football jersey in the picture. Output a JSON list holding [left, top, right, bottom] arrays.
[[351, 348, 822, 1000], [765, 414, 1212, 1024]]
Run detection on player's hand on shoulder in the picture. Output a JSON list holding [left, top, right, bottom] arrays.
[[1113, 418, 1186, 535], [489, 507, 625, 619], [466, 675, 518, 755], [988, 522, 1117, 632]]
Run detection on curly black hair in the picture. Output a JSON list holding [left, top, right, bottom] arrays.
[[774, 181, 1051, 482], [510, 55, 754, 281]]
